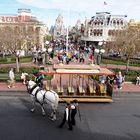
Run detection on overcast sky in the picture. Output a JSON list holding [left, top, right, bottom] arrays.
[[0, 0, 140, 27]]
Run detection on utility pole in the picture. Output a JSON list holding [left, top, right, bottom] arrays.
[[66, 27, 69, 55]]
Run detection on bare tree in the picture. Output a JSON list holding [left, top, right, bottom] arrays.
[[104, 42, 115, 55], [113, 28, 140, 71], [0, 26, 34, 72]]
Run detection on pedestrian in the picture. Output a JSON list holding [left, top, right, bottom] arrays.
[[37, 52, 42, 65], [58, 102, 73, 131], [75, 51, 79, 63], [33, 50, 38, 64], [79, 52, 85, 63], [8, 68, 15, 88], [116, 71, 124, 89], [71, 99, 79, 126], [107, 75, 115, 85], [136, 75, 140, 85]]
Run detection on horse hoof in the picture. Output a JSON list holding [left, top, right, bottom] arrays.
[[30, 109, 35, 113], [51, 118, 56, 121], [42, 112, 46, 116], [48, 117, 56, 121]]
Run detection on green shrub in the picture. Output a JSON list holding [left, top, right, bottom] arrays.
[[0, 73, 22, 82], [20, 56, 32, 63], [0, 55, 32, 64], [102, 59, 125, 65], [18, 67, 39, 74], [0, 67, 39, 74], [0, 67, 11, 73], [45, 75, 54, 80], [102, 56, 140, 67], [0, 67, 39, 81]]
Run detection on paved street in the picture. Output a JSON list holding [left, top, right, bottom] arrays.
[[0, 93, 140, 140]]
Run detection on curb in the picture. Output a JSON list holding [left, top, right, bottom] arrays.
[[0, 90, 139, 97], [114, 91, 140, 94], [0, 91, 28, 96]]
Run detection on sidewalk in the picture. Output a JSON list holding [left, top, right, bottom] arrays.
[[0, 59, 140, 94], [0, 82, 140, 94], [0, 82, 26, 92], [114, 82, 140, 93]]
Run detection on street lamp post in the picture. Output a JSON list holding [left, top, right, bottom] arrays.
[[45, 41, 50, 64], [66, 27, 69, 55], [94, 41, 105, 65]]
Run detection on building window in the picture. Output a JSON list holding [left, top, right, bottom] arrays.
[[120, 20, 123, 25], [90, 29, 93, 36], [113, 20, 116, 25], [93, 29, 102, 36], [117, 20, 120, 25], [99, 29, 103, 36]]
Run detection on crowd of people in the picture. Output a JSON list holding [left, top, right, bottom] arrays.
[[55, 44, 94, 65], [29, 42, 95, 66], [32, 47, 46, 65]]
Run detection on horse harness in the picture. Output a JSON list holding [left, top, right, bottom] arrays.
[[28, 83, 56, 105], [28, 84, 45, 104], [28, 84, 38, 94]]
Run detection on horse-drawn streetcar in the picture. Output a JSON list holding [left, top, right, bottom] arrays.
[[39, 64, 115, 103]]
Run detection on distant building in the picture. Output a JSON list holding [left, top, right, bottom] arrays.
[[81, 12, 127, 45], [0, 9, 48, 48], [68, 19, 82, 44], [53, 14, 66, 40], [75, 19, 82, 30]]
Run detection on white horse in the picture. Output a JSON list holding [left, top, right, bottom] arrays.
[[26, 80, 59, 121]]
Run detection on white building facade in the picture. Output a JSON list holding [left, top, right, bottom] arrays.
[[81, 12, 128, 44]]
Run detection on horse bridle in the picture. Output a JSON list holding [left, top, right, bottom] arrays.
[[28, 82, 56, 105], [27, 83, 38, 94]]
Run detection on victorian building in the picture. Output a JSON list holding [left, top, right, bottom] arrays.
[[81, 12, 128, 45], [0, 9, 47, 48]]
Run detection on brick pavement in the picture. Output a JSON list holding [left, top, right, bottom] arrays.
[[114, 82, 140, 93], [0, 82, 26, 92]]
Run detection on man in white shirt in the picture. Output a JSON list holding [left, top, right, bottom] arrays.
[[8, 68, 15, 88], [58, 102, 73, 130]]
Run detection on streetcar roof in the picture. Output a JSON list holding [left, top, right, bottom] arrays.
[[39, 64, 115, 76]]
